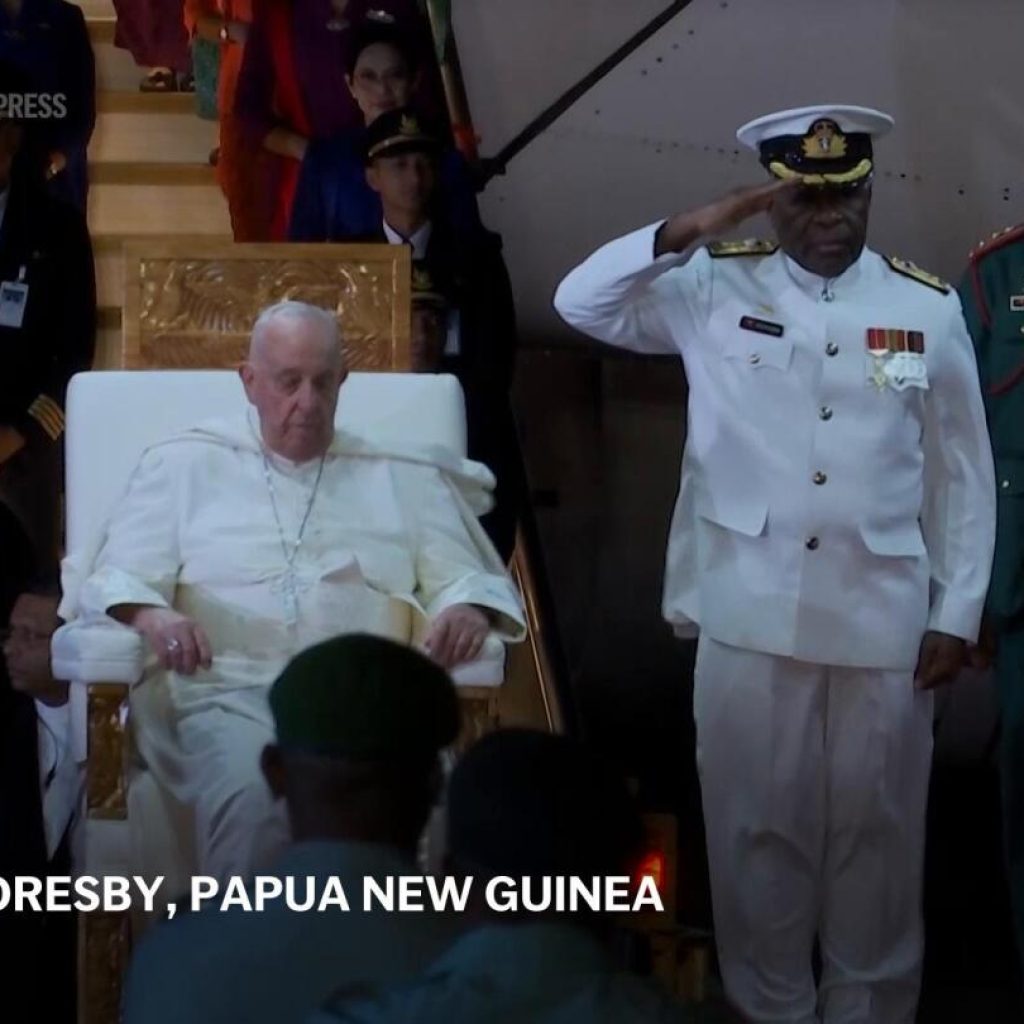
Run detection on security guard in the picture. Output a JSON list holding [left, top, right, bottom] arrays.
[[554, 105, 996, 1023], [122, 634, 461, 1024], [958, 225, 1024, 973], [410, 260, 450, 372], [363, 109, 522, 561]]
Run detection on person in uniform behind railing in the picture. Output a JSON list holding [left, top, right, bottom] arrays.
[[354, 109, 522, 560]]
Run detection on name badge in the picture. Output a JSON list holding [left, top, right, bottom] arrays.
[[739, 315, 784, 338], [0, 271, 28, 329]]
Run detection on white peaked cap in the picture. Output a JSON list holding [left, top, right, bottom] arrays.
[[736, 105, 895, 151]]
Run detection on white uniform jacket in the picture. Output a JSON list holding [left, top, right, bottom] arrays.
[[554, 222, 996, 669]]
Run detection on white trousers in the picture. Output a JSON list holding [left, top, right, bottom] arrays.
[[176, 694, 291, 882], [694, 636, 933, 1024]]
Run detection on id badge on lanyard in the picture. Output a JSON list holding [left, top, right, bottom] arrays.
[[0, 265, 28, 329]]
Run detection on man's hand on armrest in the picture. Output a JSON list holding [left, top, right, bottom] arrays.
[[423, 603, 489, 670], [109, 604, 213, 676]]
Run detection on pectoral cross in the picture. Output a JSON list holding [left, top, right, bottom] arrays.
[[271, 569, 315, 628]]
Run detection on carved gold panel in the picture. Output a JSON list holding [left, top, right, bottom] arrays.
[[79, 911, 130, 1024], [453, 689, 501, 756], [120, 240, 412, 371], [87, 683, 129, 819]]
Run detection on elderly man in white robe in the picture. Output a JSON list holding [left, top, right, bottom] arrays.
[[67, 301, 526, 882]]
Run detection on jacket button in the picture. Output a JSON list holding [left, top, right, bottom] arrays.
[[806, 536, 820, 550], [819, 406, 833, 421], [825, 342, 839, 356], [1002, 479, 1012, 490], [813, 471, 828, 485]]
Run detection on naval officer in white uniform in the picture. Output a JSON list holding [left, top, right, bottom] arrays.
[[554, 106, 996, 1023]]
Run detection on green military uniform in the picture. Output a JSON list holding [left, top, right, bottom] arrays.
[[958, 225, 1024, 964]]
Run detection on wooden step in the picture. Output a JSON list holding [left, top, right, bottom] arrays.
[[70, 0, 116, 19], [87, 17, 166, 93], [90, 162, 217, 186], [94, 235, 129, 311], [92, 37, 145, 93], [97, 93, 197, 115], [91, 105, 217, 164], [89, 15, 204, 93], [87, 17, 115, 46], [88, 166, 230, 235]]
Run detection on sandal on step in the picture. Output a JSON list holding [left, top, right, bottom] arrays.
[[140, 68, 177, 92]]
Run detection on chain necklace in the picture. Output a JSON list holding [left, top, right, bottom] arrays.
[[261, 449, 327, 626]]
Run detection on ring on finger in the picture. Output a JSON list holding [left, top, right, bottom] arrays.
[[166, 638, 181, 653]]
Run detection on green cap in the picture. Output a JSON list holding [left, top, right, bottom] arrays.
[[269, 634, 459, 758]]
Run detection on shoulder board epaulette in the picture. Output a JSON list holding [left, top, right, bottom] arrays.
[[969, 224, 1024, 262], [707, 239, 778, 258], [884, 255, 950, 294]]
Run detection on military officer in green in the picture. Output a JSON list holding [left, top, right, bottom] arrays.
[[959, 224, 1024, 969]]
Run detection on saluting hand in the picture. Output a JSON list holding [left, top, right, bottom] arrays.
[[914, 630, 966, 690], [655, 178, 797, 256], [424, 603, 489, 669]]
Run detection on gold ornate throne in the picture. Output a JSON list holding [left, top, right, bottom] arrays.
[[55, 241, 563, 1024]]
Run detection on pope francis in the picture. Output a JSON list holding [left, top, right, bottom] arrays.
[[65, 301, 526, 881]]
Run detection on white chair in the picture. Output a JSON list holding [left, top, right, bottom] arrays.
[[47, 369, 508, 894]]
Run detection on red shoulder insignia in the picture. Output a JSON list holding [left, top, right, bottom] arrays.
[[970, 224, 1024, 262]]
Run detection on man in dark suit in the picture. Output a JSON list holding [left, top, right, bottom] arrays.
[[360, 109, 521, 560], [0, 66, 96, 1019]]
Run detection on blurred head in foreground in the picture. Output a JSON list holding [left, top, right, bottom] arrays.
[[445, 728, 646, 923], [263, 633, 460, 854]]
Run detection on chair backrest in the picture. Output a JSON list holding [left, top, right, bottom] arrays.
[[117, 240, 412, 371], [64, 370, 467, 554]]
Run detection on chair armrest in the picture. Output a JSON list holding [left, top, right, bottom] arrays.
[[410, 612, 507, 689], [52, 619, 145, 686], [450, 633, 506, 688]]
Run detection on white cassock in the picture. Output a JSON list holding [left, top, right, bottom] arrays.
[[555, 226, 996, 1024], [62, 414, 526, 883]]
